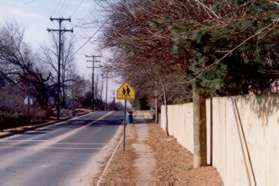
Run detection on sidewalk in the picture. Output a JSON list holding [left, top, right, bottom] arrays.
[[97, 112, 223, 185]]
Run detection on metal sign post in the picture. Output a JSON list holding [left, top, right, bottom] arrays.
[[123, 100, 127, 151], [116, 82, 136, 152]]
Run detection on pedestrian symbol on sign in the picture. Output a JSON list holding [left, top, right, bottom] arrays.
[[122, 87, 126, 96], [122, 86, 131, 96], [117, 82, 135, 100]]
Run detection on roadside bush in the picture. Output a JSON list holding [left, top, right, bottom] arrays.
[[0, 112, 30, 130], [30, 109, 48, 123]]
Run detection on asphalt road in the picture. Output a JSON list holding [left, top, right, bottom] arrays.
[[0, 111, 123, 186]]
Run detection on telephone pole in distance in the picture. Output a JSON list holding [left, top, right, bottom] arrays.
[[104, 71, 109, 111], [86, 55, 101, 111]]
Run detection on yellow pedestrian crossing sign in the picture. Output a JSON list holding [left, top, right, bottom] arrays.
[[117, 82, 136, 101]]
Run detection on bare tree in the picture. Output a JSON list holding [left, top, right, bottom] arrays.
[[40, 34, 76, 108], [68, 72, 87, 110], [0, 22, 51, 109]]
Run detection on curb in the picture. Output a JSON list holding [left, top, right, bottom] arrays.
[[0, 112, 90, 139], [96, 134, 124, 186]]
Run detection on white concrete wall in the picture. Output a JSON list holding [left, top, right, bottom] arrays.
[[161, 103, 194, 152], [161, 95, 279, 186]]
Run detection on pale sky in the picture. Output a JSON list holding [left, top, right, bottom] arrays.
[[0, 0, 120, 102]]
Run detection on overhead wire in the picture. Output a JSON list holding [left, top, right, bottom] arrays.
[[51, 0, 62, 16], [73, 18, 109, 56], [53, 0, 66, 16], [23, 0, 37, 5], [59, 0, 67, 15], [71, 0, 87, 18], [47, 0, 108, 58]]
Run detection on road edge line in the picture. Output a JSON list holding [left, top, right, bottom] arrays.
[[96, 132, 124, 185]]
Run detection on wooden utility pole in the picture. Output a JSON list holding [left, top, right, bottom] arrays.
[[193, 81, 207, 168], [105, 74, 109, 111], [102, 71, 109, 111], [100, 75, 104, 103], [86, 55, 101, 111], [47, 17, 73, 120]]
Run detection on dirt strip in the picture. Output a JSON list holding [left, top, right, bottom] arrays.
[[96, 125, 138, 185], [132, 124, 156, 183], [97, 123, 223, 185], [147, 124, 223, 185]]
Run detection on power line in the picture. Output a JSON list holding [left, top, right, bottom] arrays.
[[23, 0, 37, 5], [51, 0, 62, 16], [53, 0, 66, 16], [73, 18, 109, 55], [71, 0, 87, 18], [58, 0, 67, 15], [53, 0, 60, 15], [59, 0, 70, 16]]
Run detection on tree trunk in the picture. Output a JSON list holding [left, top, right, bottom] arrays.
[[155, 94, 158, 123], [193, 81, 207, 168], [163, 95, 169, 136], [161, 81, 170, 136]]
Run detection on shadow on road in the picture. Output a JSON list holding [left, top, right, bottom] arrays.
[[133, 118, 154, 124]]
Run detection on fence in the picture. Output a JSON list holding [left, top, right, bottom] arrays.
[[161, 95, 279, 186]]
